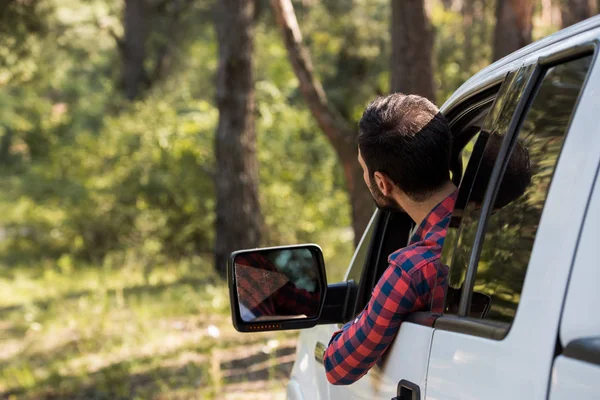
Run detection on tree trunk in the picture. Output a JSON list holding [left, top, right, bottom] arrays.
[[0, 128, 13, 164], [461, 0, 475, 73], [0, 0, 13, 18], [270, 0, 374, 247], [390, 0, 436, 102], [213, 0, 262, 276], [493, 0, 534, 62], [561, 0, 592, 28], [122, 0, 150, 100]]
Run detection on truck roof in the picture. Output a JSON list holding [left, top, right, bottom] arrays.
[[443, 15, 600, 112]]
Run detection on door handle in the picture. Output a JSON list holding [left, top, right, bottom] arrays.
[[314, 341, 326, 364], [392, 379, 420, 400]]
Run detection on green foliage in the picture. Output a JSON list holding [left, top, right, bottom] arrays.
[[0, 260, 294, 399], [0, 0, 565, 280], [431, 1, 496, 102], [299, 0, 389, 121], [253, 24, 354, 279], [0, 0, 356, 281], [0, 0, 570, 397]]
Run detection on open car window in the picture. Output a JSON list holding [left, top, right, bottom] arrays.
[[347, 83, 501, 319]]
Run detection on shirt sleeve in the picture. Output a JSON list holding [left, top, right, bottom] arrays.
[[323, 264, 418, 385]]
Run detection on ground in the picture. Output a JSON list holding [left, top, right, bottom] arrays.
[[0, 258, 298, 399]]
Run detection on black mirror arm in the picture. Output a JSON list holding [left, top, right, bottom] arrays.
[[318, 280, 357, 325]]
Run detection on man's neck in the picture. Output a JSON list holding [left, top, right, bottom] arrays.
[[399, 182, 457, 227]]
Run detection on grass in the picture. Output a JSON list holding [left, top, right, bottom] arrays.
[[0, 257, 298, 399]]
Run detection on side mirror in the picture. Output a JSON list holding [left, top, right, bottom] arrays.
[[228, 244, 327, 332]]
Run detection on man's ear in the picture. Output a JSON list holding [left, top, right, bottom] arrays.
[[373, 171, 394, 196]]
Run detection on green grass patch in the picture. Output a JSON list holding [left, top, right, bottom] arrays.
[[0, 258, 295, 399]]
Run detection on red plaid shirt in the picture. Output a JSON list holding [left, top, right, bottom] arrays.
[[324, 190, 457, 385]]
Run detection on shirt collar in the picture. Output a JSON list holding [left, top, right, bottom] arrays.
[[409, 190, 458, 244]]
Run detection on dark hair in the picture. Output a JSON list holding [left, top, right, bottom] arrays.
[[357, 93, 452, 201]]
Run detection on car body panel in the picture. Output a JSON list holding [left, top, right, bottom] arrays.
[[549, 357, 600, 400], [289, 325, 336, 400], [286, 379, 305, 400], [559, 116, 600, 347], [329, 323, 433, 399]]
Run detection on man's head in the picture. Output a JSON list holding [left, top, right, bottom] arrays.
[[357, 93, 452, 212]]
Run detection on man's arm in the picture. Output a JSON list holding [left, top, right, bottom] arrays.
[[323, 264, 418, 385]]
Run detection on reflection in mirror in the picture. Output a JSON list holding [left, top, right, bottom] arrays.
[[234, 248, 322, 322]]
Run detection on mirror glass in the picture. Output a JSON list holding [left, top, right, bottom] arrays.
[[234, 247, 322, 322]]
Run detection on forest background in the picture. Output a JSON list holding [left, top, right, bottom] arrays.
[[0, 0, 597, 398]]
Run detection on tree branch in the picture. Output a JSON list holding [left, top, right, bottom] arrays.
[[94, 16, 125, 54], [270, 0, 375, 246], [270, 0, 355, 149]]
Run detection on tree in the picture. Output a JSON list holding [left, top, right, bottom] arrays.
[[390, 0, 435, 101], [270, 0, 374, 246], [213, 0, 262, 275], [493, 0, 534, 61], [461, 0, 475, 71], [561, 0, 593, 28], [121, 0, 149, 100], [112, 0, 197, 100]]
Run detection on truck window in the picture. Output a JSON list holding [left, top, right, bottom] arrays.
[[444, 55, 592, 327], [441, 66, 532, 302], [472, 55, 592, 324]]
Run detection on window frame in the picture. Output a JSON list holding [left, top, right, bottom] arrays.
[[434, 41, 599, 340]]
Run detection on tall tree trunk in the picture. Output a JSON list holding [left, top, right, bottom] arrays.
[[270, 0, 373, 247], [0, 128, 13, 164], [561, 0, 592, 27], [461, 0, 475, 73], [493, 0, 534, 62], [0, 0, 12, 18], [213, 0, 262, 275], [123, 0, 150, 100], [390, 0, 435, 102]]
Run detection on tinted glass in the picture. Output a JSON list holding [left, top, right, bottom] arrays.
[[442, 66, 534, 305], [441, 130, 481, 281], [474, 55, 592, 323]]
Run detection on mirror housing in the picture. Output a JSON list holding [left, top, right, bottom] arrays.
[[227, 244, 328, 332]]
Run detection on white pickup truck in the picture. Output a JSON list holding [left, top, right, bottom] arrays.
[[227, 15, 600, 400]]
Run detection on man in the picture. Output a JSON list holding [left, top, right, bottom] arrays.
[[324, 93, 457, 385]]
